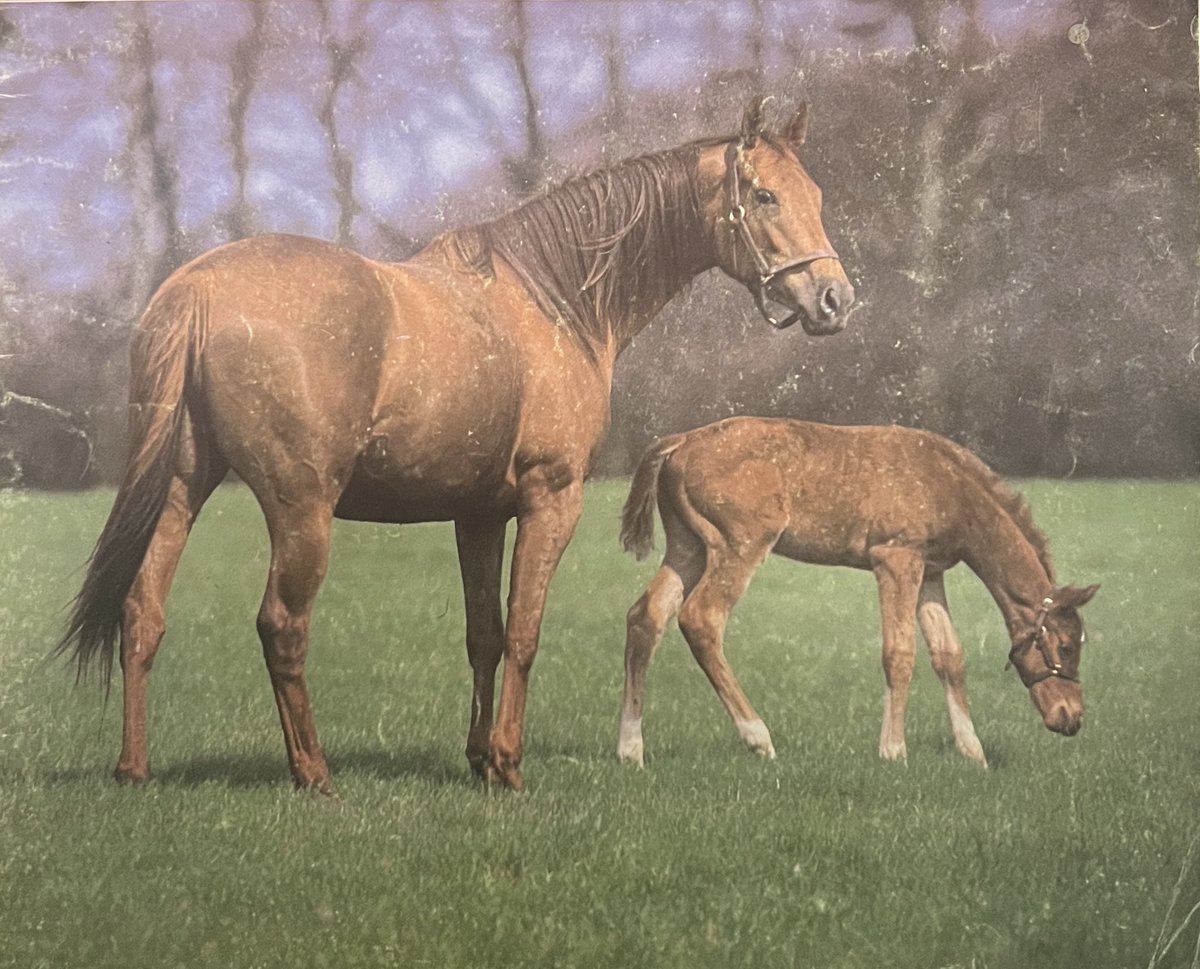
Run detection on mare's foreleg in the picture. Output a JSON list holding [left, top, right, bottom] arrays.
[[618, 566, 685, 767], [676, 544, 776, 759], [454, 516, 507, 780], [870, 546, 924, 762], [487, 474, 584, 791], [256, 501, 335, 795], [917, 573, 987, 766], [117, 447, 226, 785]]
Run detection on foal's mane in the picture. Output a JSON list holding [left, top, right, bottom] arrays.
[[450, 139, 726, 351], [952, 443, 1056, 583]]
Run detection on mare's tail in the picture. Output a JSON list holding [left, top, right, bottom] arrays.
[[55, 275, 209, 686], [620, 434, 686, 560]]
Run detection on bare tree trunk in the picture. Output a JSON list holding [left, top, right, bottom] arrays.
[[227, 0, 268, 241], [119, 3, 183, 309], [312, 0, 366, 247], [502, 0, 549, 195]]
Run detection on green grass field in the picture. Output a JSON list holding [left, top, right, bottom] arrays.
[[1, 480, 1197, 969]]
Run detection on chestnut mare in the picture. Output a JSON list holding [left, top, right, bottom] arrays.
[[617, 417, 1098, 768], [58, 99, 854, 793]]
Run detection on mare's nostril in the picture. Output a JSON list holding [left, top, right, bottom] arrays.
[[820, 286, 839, 317]]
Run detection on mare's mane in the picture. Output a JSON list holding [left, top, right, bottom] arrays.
[[449, 140, 726, 350]]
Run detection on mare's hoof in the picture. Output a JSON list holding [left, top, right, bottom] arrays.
[[484, 759, 526, 793], [114, 765, 152, 787], [467, 753, 490, 783], [295, 775, 338, 799]]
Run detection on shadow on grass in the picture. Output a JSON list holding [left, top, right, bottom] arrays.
[[36, 745, 471, 791]]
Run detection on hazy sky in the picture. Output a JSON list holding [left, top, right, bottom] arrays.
[[1, 1, 1078, 299]]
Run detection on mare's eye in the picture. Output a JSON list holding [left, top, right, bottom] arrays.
[[754, 188, 778, 206]]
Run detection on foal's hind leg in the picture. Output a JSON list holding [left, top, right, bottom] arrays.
[[256, 500, 336, 794], [917, 573, 987, 766], [116, 443, 226, 785], [870, 545, 924, 762], [677, 541, 777, 759], [454, 516, 507, 779], [619, 512, 706, 766], [618, 565, 685, 767]]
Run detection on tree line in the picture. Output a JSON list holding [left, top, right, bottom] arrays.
[[0, 0, 1195, 486]]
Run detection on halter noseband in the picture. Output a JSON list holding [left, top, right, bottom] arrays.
[[724, 140, 839, 330], [1005, 596, 1080, 687]]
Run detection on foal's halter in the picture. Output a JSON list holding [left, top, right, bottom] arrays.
[[1005, 597, 1080, 687], [724, 140, 839, 330]]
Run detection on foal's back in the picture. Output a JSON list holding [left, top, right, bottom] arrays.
[[663, 417, 984, 571]]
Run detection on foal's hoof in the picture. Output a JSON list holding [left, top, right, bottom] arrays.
[[956, 736, 989, 768], [616, 744, 646, 769], [737, 719, 776, 760]]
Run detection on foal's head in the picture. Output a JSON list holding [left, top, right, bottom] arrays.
[[1007, 584, 1100, 736], [712, 97, 855, 336]]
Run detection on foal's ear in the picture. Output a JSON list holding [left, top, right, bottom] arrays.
[[785, 102, 810, 148], [1056, 584, 1101, 609], [740, 95, 770, 145]]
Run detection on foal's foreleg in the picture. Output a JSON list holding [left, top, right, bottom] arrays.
[[618, 565, 685, 767], [917, 574, 987, 766], [454, 516, 507, 780], [870, 546, 924, 763], [257, 502, 335, 795]]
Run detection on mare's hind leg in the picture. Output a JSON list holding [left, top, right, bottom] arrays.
[[870, 545, 925, 762], [117, 437, 227, 785], [454, 516, 507, 779], [676, 538, 778, 759], [917, 573, 987, 766], [256, 499, 336, 794]]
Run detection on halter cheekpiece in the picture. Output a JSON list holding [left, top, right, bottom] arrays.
[[724, 139, 838, 330], [1005, 596, 1080, 687]]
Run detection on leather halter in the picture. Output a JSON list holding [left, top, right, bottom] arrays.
[[1005, 596, 1080, 687], [724, 139, 839, 329]]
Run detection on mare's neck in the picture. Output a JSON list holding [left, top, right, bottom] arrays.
[[963, 503, 1055, 641], [603, 144, 727, 355]]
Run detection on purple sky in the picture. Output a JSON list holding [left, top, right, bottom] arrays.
[[0, 1, 1076, 303]]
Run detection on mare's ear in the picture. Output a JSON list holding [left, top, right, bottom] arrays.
[[740, 96, 770, 145], [1056, 584, 1101, 609], [786, 102, 810, 148]]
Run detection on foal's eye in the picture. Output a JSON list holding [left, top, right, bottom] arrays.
[[754, 188, 778, 206]]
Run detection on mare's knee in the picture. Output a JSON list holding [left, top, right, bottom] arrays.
[[256, 601, 310, 677]]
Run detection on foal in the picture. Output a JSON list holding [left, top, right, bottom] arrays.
[[617, 417, 1098, 768]]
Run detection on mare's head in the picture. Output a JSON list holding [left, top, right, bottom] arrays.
[[712, 97, 855, 336], [1006, 584, 1099, 736]]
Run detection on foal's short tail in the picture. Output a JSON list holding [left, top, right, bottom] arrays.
[[55, 275, 209, 687], [620, 434, 686, 561]]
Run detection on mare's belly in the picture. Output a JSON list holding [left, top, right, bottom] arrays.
[[334, 431, 517, 524]]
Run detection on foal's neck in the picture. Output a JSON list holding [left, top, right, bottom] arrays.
[[964, 504, 1055, 640]]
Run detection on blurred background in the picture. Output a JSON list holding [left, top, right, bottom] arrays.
[[0, 0, 1195, 487]]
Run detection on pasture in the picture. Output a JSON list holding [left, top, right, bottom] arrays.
[[1, 479, 1197, 969]]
